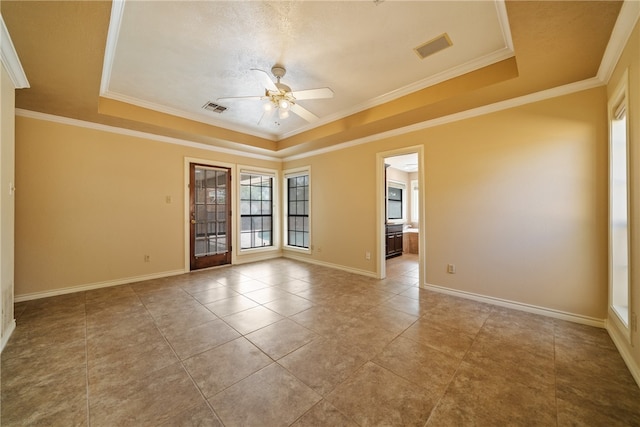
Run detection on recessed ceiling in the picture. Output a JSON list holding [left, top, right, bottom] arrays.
[[102, 0, 513, 140], [2, 0, 625, 157]]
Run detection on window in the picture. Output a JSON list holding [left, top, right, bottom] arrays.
[[609, 72, 630, 329], [239, 172, 273, 249], [411, 179, 419, 222], [285, 169, 310, 249], [387, 184, 404, 220]]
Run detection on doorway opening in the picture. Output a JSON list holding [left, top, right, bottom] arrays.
[[377, 147, 424, 285]]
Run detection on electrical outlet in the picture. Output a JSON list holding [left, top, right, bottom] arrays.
[[447, 264, 456, 274], [365, 251, 371, 260], [144, 255, 150, 262]]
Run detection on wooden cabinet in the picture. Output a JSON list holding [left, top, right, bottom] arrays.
[[385, 224, 403, 258]]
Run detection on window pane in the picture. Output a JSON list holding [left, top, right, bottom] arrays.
[[239, 172, 274, 250]]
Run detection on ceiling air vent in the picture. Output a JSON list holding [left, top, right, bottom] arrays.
[[414, 33, 452, 59], [202, 101, 227, 113]]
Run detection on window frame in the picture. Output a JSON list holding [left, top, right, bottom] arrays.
[[387, 180, 406, 222], [607, 69, 631, 339], [283, 166, 311, 252], [237, 166, 279, 254]]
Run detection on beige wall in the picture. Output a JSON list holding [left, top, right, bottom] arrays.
[[607, 18, 640, 383], [15, 86, 609, 326], [14, 117, 280, 297], [1, 66, 16, 348], [285, 87, 608, 320]]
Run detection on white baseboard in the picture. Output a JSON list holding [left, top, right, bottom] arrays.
[[283, 253, 378, 279], [606, 319, 640, 388], [1, 319, 16, 353], [14, 269, 186, 302], [424, 283, 606, 328], [234, 250, 283, 265]]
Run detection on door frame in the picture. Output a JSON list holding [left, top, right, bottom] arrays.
[[184, 157, 236, 272], [376, 145, 425, 287]]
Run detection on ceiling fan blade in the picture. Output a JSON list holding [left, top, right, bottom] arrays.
[[216, 95, 264, 101], [250, 68, 278, 92], [290, 87, 334, 100], [290, 103, 319, 122]]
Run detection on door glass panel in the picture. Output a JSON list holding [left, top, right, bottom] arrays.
[[194, 166, 229, 257]]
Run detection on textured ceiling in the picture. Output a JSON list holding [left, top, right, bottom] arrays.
[[1, 0, 624, 157], [104, 1, 512, 140]]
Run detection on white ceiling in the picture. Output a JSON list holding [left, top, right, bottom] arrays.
[[101, 0, 513, 141], [386, 153, 419, 173]]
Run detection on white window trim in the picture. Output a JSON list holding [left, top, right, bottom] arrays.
[[607, 68, 631, 341], [237, 166, 279, 254], [283, 166, 311, 253]]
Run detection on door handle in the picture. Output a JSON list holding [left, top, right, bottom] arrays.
[[191, 219, 196, 224]]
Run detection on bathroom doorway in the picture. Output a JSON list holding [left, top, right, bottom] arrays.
[[376, 146, 424, 285]]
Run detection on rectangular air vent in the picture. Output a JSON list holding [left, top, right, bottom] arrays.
[[202, 101, 227, 113], [414, 33, 452, 59]]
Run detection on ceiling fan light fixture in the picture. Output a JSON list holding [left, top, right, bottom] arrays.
[[278, 109, 290, 119], [278, 99, 291, 110]]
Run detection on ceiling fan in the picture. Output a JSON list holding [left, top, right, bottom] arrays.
[[217, 65, 334, 124]]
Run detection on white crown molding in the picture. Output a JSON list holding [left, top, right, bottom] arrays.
[[495, 0, 514, 51], [101, 90, 279, 141], [0, 13, 29, 89], [282, 77, 603, 162], [279, 47, 515, 141], [598, 0, 640, 83], [100, 0, 125, 95], [15, 109, 281, 162]]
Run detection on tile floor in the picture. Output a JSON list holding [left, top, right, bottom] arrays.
[[2, 254, 640, 426]]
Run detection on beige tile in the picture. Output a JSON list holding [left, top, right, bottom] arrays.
[[246, 318, 318, 360], [90, 362, 203, 427], [153, 304, 219, 335], [244, 287, 292, 304], [225, 278, 272, 293], [356, 305, 418, 335], [401, 317, 475, 359], [292, 400, 358, 427], [183, 337, 272, 398], [330, 321, 398, 359], [190, 286, 239, 304], [426, 362, 556, 426], [2, 338, 86, 389], [222, 305, 283, 335], [205, 295, 259, 317], [290, 306, 356, 336], [88, 337, 179, 396], [275, 278, 313, 294], [464, 330, 555, 391], [327, 362, 436, 427], [159, 402, 223, 427], [263, 293, 314, 316], [163, 318, 241, 360], [210, 363, 321, 427], [382, 294, 430, 316], [373, 337, 460, 397], [421, 301, 491, 336], [278, 338, 367, 396], [1, 365, 88, 427]]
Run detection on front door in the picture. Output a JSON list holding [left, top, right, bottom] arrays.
[[190, 164, 231, 270]]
